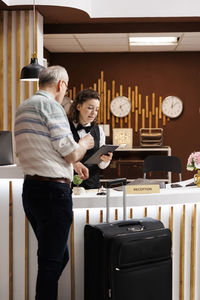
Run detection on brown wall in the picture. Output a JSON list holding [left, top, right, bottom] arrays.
[[47, 51, 200, 180]]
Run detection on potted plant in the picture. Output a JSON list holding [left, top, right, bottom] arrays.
[[73, 175, 86, 195]]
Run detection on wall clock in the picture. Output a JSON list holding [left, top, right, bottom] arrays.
[[110, 96, 131, 117], [162, 96, 183, 118]]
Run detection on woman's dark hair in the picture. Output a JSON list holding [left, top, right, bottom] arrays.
[[68, 88, 100, 124]]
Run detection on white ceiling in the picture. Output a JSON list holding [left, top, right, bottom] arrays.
[[44, 32, 200, 53]]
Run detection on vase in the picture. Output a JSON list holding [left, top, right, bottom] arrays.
[[73, 186, 86, 195], [194, 170, 200, 187]]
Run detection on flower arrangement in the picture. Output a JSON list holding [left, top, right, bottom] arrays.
[[186, 152, 200, 171]]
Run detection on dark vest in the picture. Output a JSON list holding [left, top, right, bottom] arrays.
[[70, 122, 101, 189]]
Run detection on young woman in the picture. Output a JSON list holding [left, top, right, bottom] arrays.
[[67, 88, 113, 189]]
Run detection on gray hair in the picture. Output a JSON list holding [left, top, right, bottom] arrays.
[[39, 65, 69, 87]]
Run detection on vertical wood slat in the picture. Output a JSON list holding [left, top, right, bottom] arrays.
[[163, 114, 166, 126], [149, 111, 152, 128], [69, 89, 73, 100], [0, 11, 4, 130], [100, 71, 104, 123], [169, 206, 173, 248], [70, 213, 75, 300], [159, 96, 162, 119], [98, 79, 101, 123], [99, 210, 103, 223], [9, 181, 13, 300], [16, 11, 21, 109], [86, 210, 89, 224], [135, 86, 138, 108], [25, 217, 29, 300], [25, 11, 30, 100], [190, 204, 196, 300], [135, 110, 138, 132], [152, 93, 155, 115], [115, 92, 119, 124], [126, 86, 131, 124], [138, 94, 142, 114], [180, 205, 185, 300], [128, 110, 131, 128], [145, 96, 149, 118], [144, 207, 147, 217], [120, 117, 123, 128], [111, 80, 115, 128], [107, 90, 111, 120], [129, 208, 133, 219], [72, 87, 76, 100], [131, 90, 135, 112], [157, 206, 161, 220], [142, 108, 145, 128], [155, 107, 158, 128], [103, 81, 107, 124], [7, 12, 12, 130], [33, 12, 38, 94], [115, 209, 118, 220]]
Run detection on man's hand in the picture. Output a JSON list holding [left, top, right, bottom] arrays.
[[79, 133, 94, 150], [73, 162, 89, 180], [65, 133, 94, 163]]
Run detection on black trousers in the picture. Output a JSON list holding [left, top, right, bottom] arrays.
[[22, 179, 73, 300]]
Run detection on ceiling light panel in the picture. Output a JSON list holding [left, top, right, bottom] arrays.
[[129, 36, 179, 46]]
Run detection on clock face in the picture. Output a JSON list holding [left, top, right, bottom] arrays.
[[110, 96, 131, 117], [162, 96, 183, 118]]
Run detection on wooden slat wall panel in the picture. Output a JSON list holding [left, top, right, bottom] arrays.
[[3, 180, 200, 300], [0, 10, 43, 131]]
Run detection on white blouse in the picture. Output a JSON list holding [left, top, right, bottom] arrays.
[[74, 123, 110, 169]]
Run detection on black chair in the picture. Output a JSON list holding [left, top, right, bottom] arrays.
[[143, 155, 182, 182]]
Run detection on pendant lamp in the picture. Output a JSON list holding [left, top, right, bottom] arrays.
[[20, 0, 44, 81]]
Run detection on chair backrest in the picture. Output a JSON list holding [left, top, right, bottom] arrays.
[[143, 155, 182, 181]]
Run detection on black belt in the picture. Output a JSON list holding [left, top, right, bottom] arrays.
[[25, 174, 71, 185]]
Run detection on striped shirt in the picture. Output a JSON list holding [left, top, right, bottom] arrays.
[[14, 90, 79, 180]]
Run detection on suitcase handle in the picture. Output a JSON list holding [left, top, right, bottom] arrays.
[[105, 178, 127, 223]]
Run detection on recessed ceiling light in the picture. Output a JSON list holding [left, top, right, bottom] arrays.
[[129, 36, 179, 46]]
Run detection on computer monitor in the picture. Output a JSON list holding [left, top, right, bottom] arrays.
[[0, 131, 14, 165]]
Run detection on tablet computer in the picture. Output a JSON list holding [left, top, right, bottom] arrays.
[[0, 131, 14, 165], [84, 144, 119, 165]]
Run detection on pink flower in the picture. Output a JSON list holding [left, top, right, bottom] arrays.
[[187, 151, 200, 171]]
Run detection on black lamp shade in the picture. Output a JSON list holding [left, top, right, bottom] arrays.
[[20, 57, 45, 81]]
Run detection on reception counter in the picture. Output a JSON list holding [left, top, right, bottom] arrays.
[[0, 166, 200, 300]]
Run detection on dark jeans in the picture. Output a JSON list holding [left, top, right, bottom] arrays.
[[22, 179, 73, 300]]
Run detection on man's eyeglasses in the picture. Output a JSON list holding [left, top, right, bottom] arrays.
[[62, 80, 68, 97]]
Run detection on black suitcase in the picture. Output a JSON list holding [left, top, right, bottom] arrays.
[[84, 178, 172, 300]]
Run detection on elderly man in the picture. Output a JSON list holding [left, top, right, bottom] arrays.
[[14, 65, 94, 300]]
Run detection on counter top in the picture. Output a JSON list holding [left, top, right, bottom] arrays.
[[73, 181, 200, 209], [0, 164, 24, 178]]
